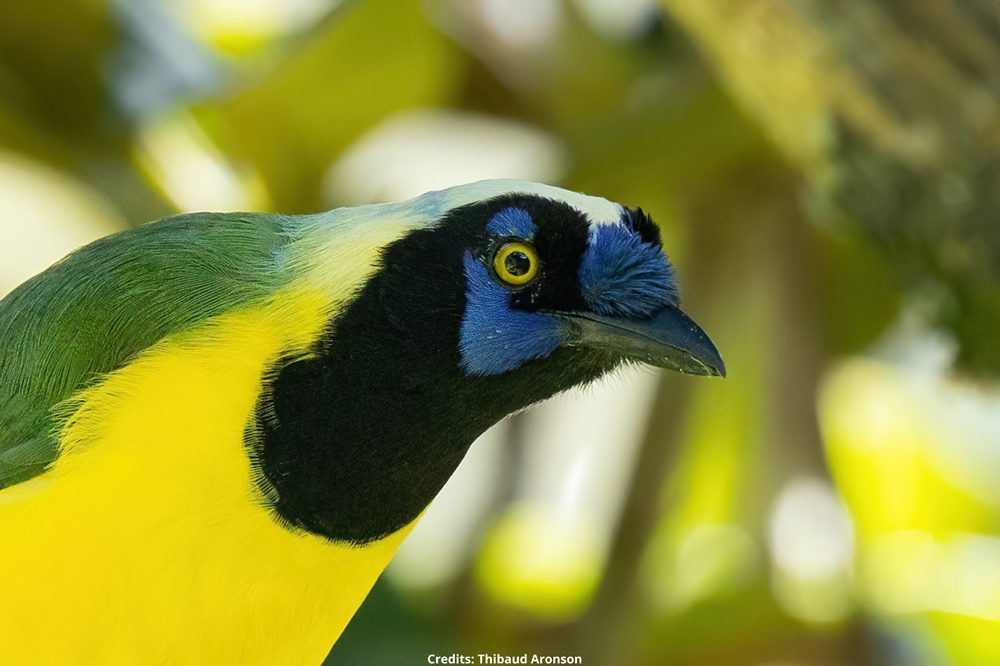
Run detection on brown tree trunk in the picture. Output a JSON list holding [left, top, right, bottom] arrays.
[[661, 0, 1000, 375]]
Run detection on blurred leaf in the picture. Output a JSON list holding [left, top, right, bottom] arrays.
[[815, 230, 901, 356], [211, 0, 462, 212], [0, 0, 116, 137], [822, 359, 1000, 536], [931, 613, 1000, 666]]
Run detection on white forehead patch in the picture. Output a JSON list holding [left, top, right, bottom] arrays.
[[419, 179, 624, 227]]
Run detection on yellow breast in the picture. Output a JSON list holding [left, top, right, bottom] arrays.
[[0, 288, 412, 665]]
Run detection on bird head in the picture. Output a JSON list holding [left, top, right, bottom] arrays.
[[261, 181, 725, 542], [455, 194, 722, 379], [336, 181, 724, 384]]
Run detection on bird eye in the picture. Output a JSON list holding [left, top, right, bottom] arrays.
[[493, 241, 540, 287]]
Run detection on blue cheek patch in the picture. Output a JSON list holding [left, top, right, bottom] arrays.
[[486, 207, 536, 239], [579, 223, 678, 318], [459, 254, 565, 376]]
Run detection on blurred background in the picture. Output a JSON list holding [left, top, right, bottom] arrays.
[[1, 0, 998, 663]]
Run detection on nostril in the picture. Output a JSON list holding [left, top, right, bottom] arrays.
[[578, 223, 678, 318]]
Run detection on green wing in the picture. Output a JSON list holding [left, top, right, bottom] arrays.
[[0, 212, 293, 489]]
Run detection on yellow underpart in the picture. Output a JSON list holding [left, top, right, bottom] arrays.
[[0, 287, 414, 665]]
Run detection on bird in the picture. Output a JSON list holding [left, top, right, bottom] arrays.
[[0, 180, 724, 665]]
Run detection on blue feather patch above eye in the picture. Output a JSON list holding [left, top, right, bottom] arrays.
[[486, 207, 536, 239], [460, 254, 565, 376], [579, 223, 678, 318]]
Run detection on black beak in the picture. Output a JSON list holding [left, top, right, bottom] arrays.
[[552, 306, 726, 377]]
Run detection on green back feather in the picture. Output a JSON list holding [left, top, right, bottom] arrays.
[[0, 212, 295, 488]]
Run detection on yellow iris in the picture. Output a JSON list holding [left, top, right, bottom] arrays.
[[493, 241, 540, 286]]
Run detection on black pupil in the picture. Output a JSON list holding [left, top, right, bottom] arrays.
[[504, 251, 532, 277]]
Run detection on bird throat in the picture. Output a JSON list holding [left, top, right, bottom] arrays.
[[251, 313, 601, 546]]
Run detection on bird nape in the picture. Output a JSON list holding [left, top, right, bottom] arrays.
[[0, 180, 723, 664]]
